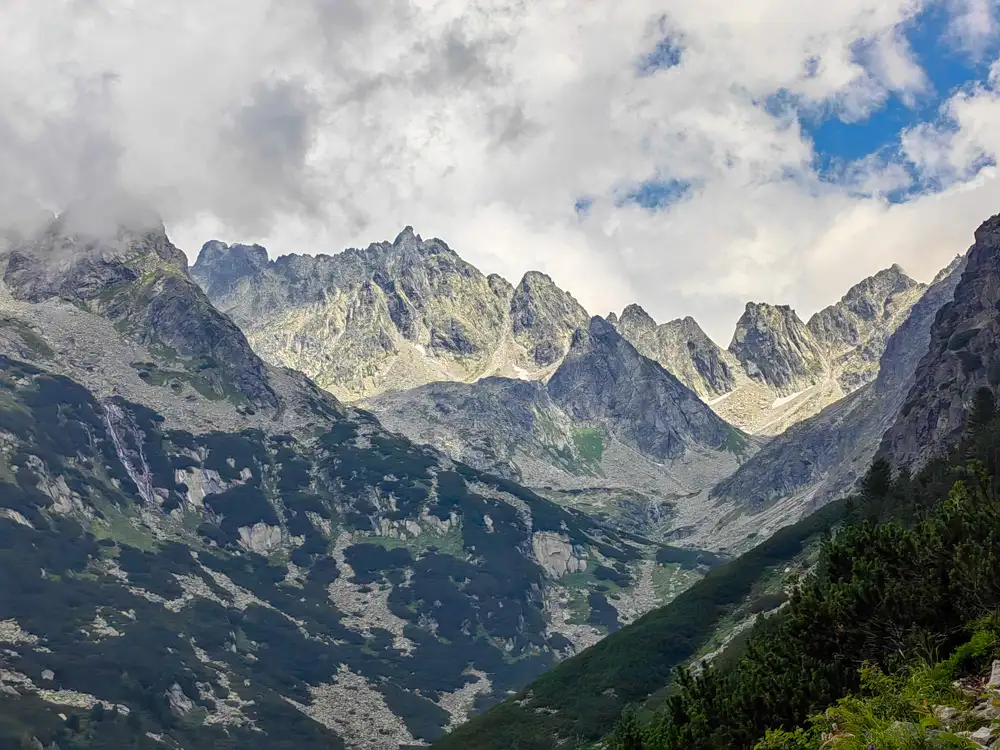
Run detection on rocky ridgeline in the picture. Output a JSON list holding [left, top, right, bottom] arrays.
[[192, 228, 588, 402], [608, 264, 926, 434], [194, 226, 922, 438]]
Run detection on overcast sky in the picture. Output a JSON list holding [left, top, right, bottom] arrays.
[[3, 0, 1000, 343]]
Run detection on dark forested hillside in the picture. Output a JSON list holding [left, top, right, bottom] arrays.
[[431, 496, 845, 750]]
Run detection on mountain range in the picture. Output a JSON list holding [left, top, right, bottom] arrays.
[[192, 232, 925, 438], [0, 205, 730, 749], [0, 199, 987, 750], [192, 228, 946, 552]]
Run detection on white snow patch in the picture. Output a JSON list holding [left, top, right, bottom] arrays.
[[706, 391, 733, 406], [771, 388, 808, 409]]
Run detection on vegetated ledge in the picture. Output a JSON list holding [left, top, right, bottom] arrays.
[[432, 497, 846, 750]]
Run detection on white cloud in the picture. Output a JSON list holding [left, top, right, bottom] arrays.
[[1, 0, 1000, 343]]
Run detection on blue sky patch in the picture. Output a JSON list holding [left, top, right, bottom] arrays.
[[578, 4, 997, 216], [637, 34, 683, 75], [807, 3, 996, 179], [616, 178, 694, 210]]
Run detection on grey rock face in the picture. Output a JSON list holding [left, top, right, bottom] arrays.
[[510, 271, 590, 367], [617, 306, 738, 399], [728, 302, 828, 395], [881, 214, 1000, 466], [547, 317, 736, 461], [193, 240, 269, 299], [364, 377, 583, 482], [617, 303, 657, 336], [192, 229, 586, 401], [807, 264, 925, 392], [705, 254, 965, 549]]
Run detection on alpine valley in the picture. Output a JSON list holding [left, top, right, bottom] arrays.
[[0, 199, 992, 750]]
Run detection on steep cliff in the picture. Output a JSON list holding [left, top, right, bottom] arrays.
[[614, 306, 738, 400], [881, 214, 1000, 466]]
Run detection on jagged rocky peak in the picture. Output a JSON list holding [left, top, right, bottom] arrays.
[[510, 270, 590, 367], [881, 214, 1000, 466], [933, 254, 966, 284], [660, 316, 738, 397], [728, 301, 827, 395], [606, 310, 619, 327], [487, 272, 514, 300], [613, 306, 737, 400], [807, 264, 923, 354], [192, 240, 269, 297], [548, 316, 736, 460], [617, 303, 657, 335], [394, 224, 419, 247]]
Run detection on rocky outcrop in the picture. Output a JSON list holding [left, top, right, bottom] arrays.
[[510, 271, 589, 367], [728, 302, 828, 395], [881, 214, 1000, 466], [531, 532, 589, 578], [547, 317, 737, 461], [807, 264, 925, 391], [614, 306, 738, 399], [166, 683, 195, 717], [237, 523, 284, 555]]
